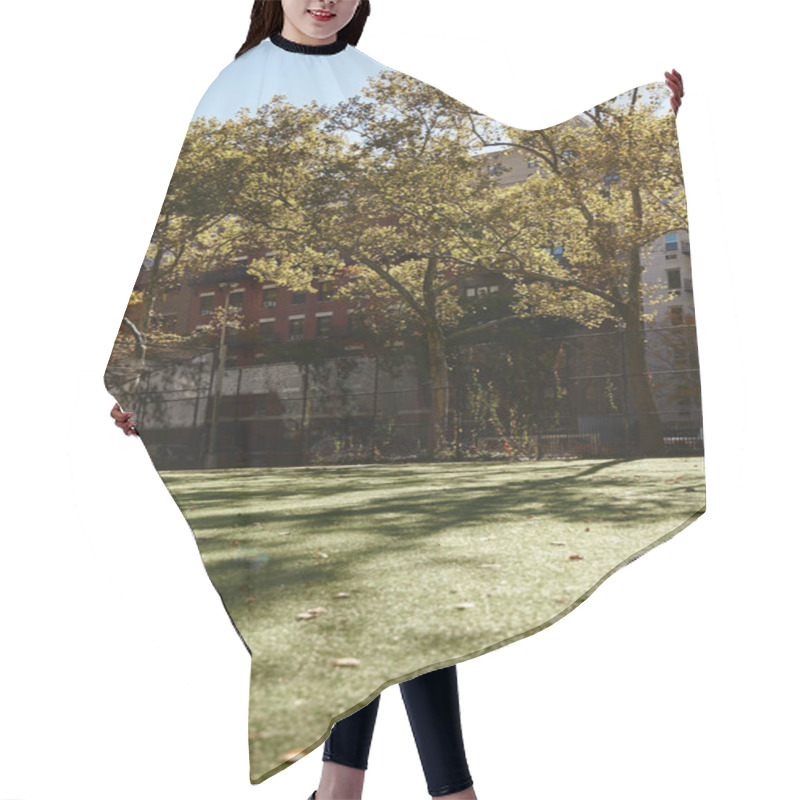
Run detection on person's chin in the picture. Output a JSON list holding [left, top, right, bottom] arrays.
[[297, 24, 340, 42]]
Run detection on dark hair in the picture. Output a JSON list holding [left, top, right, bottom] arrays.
[[235, 1, 372, 59]]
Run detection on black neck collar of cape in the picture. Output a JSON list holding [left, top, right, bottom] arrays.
[[269, 31, 348, 55]]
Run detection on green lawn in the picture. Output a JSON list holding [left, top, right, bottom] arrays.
[[161, 456, 705, 783]]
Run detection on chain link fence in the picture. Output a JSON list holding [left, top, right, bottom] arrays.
[[124, 324, 702, 470]]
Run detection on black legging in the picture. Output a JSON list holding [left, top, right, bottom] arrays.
[[322, 664, 474, 797]]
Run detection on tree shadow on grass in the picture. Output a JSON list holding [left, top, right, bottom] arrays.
[[164, 457, 704, 639], [174, 457, 704, 785], [164, 456, 696, 539]]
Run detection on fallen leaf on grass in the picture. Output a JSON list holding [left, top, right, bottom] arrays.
[[455, 602, 475, 610], [550, 541, 567, 546], [333, 657, 360, 667], [313, 550, 329, 559], [297, 607, 327, 620], [334, 592, 350, 598], [278, 531, 292, 536], [568, 554, 584, 561]]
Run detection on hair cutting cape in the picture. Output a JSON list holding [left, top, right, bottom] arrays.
[[104, 31, 704, 785]]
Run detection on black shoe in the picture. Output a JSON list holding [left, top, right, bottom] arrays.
[[307, 792, 317, 800]]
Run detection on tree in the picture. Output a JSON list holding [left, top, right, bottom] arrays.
[[114, 75, 687, 460], [139, 115, 253, 333], [106, 115, 252, 399], [242, 72, 603, 456], [465, 83, 686, 454]]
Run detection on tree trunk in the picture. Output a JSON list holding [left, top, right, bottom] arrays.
[[300, 362, 311, 465], [620, 186, 664, 457], [139, 245, 166, 335], [204, 288, 231, 469], [621, 306, 664, 456], [425, 326, 450, 458]]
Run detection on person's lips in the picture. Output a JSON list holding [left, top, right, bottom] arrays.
[[308, 9, 336, 21]]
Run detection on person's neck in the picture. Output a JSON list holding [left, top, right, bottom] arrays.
[[270, 27, 348, 55], [280, 21, 337, 47]]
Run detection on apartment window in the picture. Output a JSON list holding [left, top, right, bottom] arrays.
[[487, 163, 504, 177], [200, 293, 216, 316], [669, 306, 684, 326], [229, 290, 245, 311], [289, 318, 305, 340], [158, 313, 178, 332], [348, 312, 366, 335], [466, 284, 500, 298], [681, 240, 691, 256], [674, 342, 689, 370], [262, 286, 277, 307], [259, 319, 276, 341], [291, 291, 306, 305], [316, 314, 333, 338], [665, 233, 679, 252], [666, 268, 682, 290], [318, 280, 334, 302]]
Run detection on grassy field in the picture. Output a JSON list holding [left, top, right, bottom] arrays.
[[161, 455, 705, 783]]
